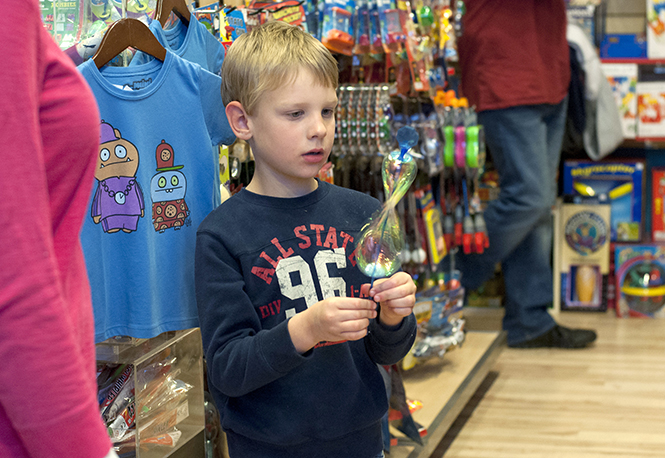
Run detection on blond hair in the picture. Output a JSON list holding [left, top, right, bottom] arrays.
[[221, 21, 339, 115]]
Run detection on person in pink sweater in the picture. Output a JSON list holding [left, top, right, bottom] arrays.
[[0, 1, 116, 457]]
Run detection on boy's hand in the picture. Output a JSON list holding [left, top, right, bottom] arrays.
[[288, 297, 377, 353], [364, 272, 416, 328]]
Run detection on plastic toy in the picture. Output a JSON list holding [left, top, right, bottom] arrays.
[[368, 0, 383, 53], [615, 244, 665, 317], [354, 0, 371, 54], [321, 2, 355, 55], [621, 262, 665, 314], [377, 0, 405, 53], [401, 283, 466, 370], [91, 0, 114, 21], [411, 317, 465, 359]]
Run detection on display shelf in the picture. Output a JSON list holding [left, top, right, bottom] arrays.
[[388, 330, 505, 458], [620, 138, 665, 149], [600, 58, 665, 65], [169, 430, 205, 458]]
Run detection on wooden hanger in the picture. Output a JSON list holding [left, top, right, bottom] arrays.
[[156, 0, 191, 27], [92, 18, 167, 69]]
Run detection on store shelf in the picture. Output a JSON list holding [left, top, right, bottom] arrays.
[[169, 430, 205, 458], [600, 58, 665, 64], [388, 330, 505, 458], [619, 137, 665, 149]]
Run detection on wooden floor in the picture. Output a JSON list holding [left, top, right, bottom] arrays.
[[438, 310, 665, 458]]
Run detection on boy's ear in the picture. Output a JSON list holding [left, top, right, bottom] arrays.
[[225, 101, 252, 141]]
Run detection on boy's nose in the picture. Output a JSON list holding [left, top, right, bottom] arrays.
[[309, 115, 329, 138]]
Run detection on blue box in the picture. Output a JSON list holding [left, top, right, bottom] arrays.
[[563, 160, 645, 242], [600, 34, 648, 59]]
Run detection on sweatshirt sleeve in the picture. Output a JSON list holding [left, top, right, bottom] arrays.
[[0, 3, 112, 458], [196, 230, 311, 398], [364, 310, 417, 365]]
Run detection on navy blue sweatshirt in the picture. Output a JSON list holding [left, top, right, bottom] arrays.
[[195, 181, 417, 458]]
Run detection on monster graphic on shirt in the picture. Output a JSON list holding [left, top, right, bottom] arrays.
[[91, 121, 145, 233], [150, 140, 190, 233]]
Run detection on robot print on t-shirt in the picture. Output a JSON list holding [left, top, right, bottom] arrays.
[[91, 121, 145, 233], [150, 140, 190, 233]]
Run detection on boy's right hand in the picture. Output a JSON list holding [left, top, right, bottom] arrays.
[[288, 297, 378, 353]]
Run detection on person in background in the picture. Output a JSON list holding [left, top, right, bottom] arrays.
[[0, 1, 118, 457], [195, 21, 417, 458], [455, 0, 597, 348]]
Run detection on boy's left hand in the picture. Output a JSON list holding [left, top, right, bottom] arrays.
[[362, 271, 416, 328]]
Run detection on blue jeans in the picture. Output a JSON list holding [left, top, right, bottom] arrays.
[[456, 99, 567, 346]]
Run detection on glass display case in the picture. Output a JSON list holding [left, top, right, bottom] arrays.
[[96, 328, 205, 458]]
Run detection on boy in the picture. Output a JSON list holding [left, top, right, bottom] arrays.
[[195, 21, 417, 458]]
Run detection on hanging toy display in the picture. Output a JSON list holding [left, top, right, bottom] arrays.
[[356, 126, 419, 286], [354, 0, 371, 54], [377, 0, 406, 53], [321, 0, 356, 55]]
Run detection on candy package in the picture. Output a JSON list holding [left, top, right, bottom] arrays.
[[100, 365, 134, 423]]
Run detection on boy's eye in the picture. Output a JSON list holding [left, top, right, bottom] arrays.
[[322, 108, 335, 117], [288, 111, 304, 118]]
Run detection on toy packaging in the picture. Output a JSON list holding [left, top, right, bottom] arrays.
[[653, 168, 665, 242], [600, 34, 647, 59], [636, 65, 665, 138], [607, 242, 617, 310], [615, 244, 665, 318], [557, 200, 611, 312], [41, 0, 85, 49], [566, 4, 599, 47], [602, 63, 638, 139], [401, 282, 465, 371], [414, 184, 447, 267], [376, 0, 405, 53], [193, 5, 220, 39], [648, 0, 665, 59], [563, 160, 644, 242], [321, 0, 356, 55]]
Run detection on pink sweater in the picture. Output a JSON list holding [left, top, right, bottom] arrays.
[[0, 2, 112, 457]]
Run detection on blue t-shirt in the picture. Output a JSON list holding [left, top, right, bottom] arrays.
[[130, 17, 225, 75], [78, 52, 235, 342]]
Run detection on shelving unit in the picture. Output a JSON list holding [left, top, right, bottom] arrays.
[[388, 329, 505, 458]]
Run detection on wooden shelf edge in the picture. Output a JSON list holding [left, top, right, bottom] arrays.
[[398, 330, 506, 458]]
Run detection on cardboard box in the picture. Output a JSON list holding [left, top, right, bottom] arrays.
[[600, 34, 647, 59], [567, 4, 602, 47], [563, 160, 644, 242], [652, 168, 665, 241], [647, 0, 665, 59], [602, 63, 638, 139], [637, 65, 665, 138], [558, 201, 611, 312]]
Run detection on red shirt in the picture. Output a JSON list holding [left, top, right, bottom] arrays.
[[0, 1, 112, 457], [457, 0, 571, 112]]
